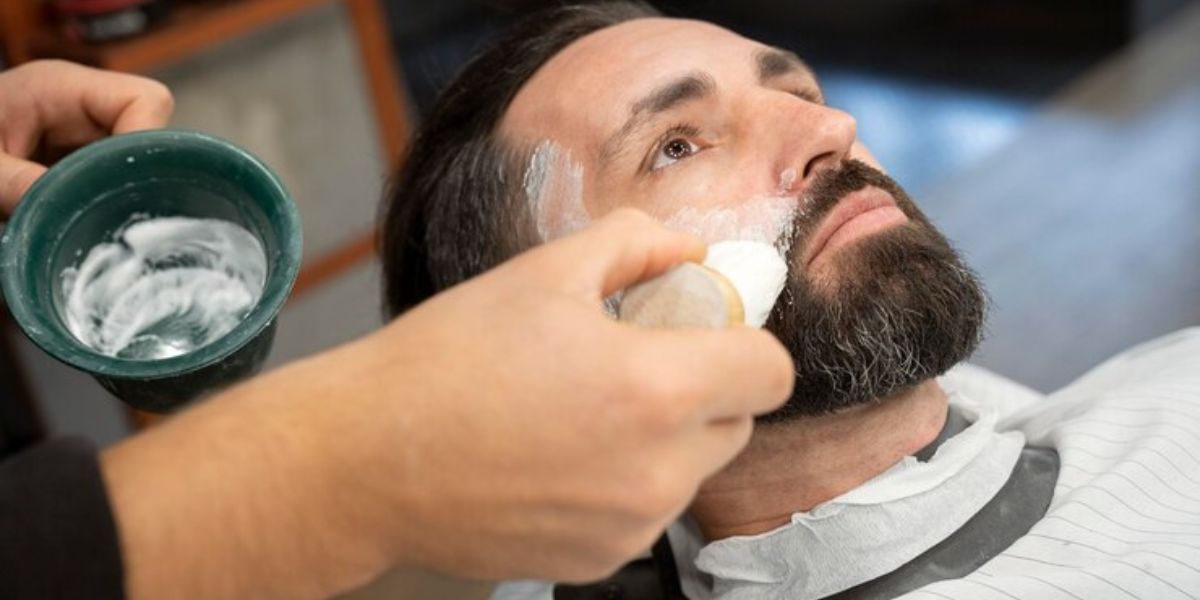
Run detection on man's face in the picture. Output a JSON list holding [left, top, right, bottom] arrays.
[[503, 18, 985, 419]]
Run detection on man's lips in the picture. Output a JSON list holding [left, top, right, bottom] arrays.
[[802, 187, 909, 267]]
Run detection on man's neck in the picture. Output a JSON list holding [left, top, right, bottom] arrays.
[[690, 380, 948, 541]]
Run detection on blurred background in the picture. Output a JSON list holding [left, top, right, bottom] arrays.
[[1, 0, 1197, 596]]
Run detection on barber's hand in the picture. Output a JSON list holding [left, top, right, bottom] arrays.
[[0, 60, 173, 213], [102, 210, 794, 600], [343, 209, 794, 581]]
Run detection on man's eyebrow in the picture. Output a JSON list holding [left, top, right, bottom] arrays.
[[756, 47, 816, 84], [631, 72, 715, 114], [600, 72, 716, 167]]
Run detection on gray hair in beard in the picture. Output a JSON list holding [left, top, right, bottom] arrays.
[[760, 160, 988, 423]]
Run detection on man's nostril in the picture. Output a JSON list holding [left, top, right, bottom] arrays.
[[803, 150, 838, 181]]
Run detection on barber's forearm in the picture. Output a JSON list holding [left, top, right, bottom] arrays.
[[100, 343, 394, 600]]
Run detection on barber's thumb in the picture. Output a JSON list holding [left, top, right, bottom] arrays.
[[0, 154, 47, 215], [544, 208, 707, 298]]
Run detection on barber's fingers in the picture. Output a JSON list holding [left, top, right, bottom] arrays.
[[631, 326, 795, 422], [519, 208, 706, 300], [0, 154, 47, 214], [0, 62, 173, 214], [76, 66, 174, 134], [104, 81, 175, 134], [29, 61, 174, 137], [43, 116, 109, 150]]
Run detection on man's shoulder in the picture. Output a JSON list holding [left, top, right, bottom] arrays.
[[996, 327, 1200, 446], [913, 331, 1200, 599]]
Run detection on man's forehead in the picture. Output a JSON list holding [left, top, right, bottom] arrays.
[[537, 17, 747, 81], [501, 17, 795, 147]]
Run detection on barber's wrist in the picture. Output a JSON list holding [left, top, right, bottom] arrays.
[[297, 323, 487, 577], [234, 344, 402, 591], [303, 332, 435, 572]]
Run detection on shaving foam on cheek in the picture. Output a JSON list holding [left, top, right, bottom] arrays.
[[524, 140, 589, 241], [660, 196, 799, 327], [703, 241, 788, 327], [661, 195, 798, 255]]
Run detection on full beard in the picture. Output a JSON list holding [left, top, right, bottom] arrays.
[[759, 160, 987, 423]]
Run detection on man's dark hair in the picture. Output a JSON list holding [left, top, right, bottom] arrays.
[[380, 1, 660, 316]]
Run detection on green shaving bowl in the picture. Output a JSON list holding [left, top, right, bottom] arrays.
[[0, 130, 302, 413]]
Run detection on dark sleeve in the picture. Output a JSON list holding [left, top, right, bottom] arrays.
[[0, 437, 125, 599]]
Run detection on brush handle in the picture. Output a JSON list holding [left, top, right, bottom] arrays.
[[617, 263, 744, 329]]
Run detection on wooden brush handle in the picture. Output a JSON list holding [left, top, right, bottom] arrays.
[[617, 263, 744, 329]]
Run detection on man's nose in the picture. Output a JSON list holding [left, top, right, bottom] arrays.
[[768, 100, 858, 192]]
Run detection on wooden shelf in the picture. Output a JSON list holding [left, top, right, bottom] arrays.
[[7, 0, 410, 165], [32, 0, 340, 72], [20, 0, 413, 166]]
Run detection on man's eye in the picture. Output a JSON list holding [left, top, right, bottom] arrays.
[[789, 89, 824, 105], [651, 138, 699, 170]]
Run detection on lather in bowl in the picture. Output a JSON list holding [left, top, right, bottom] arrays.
[[0, 130, 302, 412]]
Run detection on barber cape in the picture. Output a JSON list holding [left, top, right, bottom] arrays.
[[491, 328, 1200, 600]]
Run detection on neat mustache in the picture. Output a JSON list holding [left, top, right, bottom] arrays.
[[780, 159, 908, 263]]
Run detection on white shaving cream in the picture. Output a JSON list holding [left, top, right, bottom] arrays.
[[703, 240, 788, 328], [60, 216, 267, 360], [661, 195, 799, 255], [524, 140, 588, 241], [656, 182, 801, 327]]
